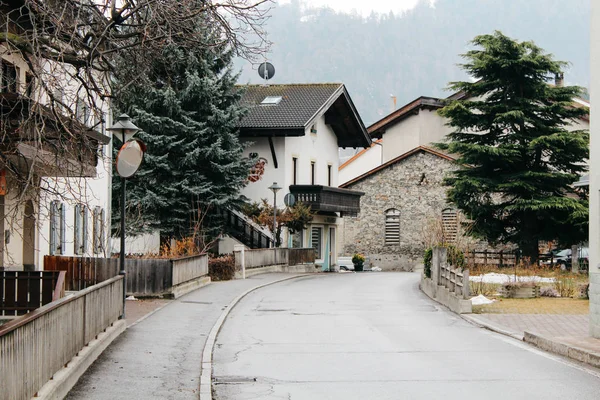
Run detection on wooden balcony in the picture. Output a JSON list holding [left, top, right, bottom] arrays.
[[0, 92, 110, 177], [289, 185, 364, 216]]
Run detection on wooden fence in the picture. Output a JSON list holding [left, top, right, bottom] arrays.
[[44, 254, 208, 297], [235, 248, 316, 270], [464, 250, 518, 267], [0, 275, 123, 400], [432, 247, 470, 299], [44, 256, 118, 291], [1, 271, 65, 316]]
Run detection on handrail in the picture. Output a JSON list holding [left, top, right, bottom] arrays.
[[0, 275, 123, 336]]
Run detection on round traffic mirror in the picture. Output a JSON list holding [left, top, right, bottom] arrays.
[[116, 140, 144, 178]]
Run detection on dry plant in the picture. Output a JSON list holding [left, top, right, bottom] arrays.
[[420, 210, 477, 254]]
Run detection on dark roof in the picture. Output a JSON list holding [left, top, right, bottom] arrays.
[[340, 146, 457, 188], [238, 83, 343, 129], [236, 83, 371, 148]]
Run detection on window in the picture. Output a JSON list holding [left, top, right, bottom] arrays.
[[311, 227, 322, 259], [76, 98, 90, 125], [93, 206, 105, 254], [442, 208, 458, 244], [311, 161, 316, 185], [260, 96, 282, 105], [1, 60, 18, 93], [292, 157, 298, 185], [49, 201, 65, 255], [327, 164, 332, 186], [74, 204, 88, 255], [385, 209, 401, 245]]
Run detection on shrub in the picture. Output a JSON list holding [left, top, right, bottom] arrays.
[[540, 286, 559, 297], [554, 276, 576, 298], [423, 247, 433, 278], [446, 245, 465, 269], [208, 255, 235, 281]]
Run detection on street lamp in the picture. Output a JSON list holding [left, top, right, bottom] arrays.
[[107, 114, 140, 318], [268, 182, 282, 247]]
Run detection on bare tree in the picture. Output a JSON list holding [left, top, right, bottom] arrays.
[[0, 0, 272, 264]]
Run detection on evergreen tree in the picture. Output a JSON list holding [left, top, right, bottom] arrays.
[[437, 31, 589, 261], [113, 26, 252, 244]]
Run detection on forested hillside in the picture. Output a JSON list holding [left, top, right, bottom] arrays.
[[236, 0, 589, 126]]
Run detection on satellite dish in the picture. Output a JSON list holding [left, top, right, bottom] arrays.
[[284, 193, 296, 207], [116, 140, 145, 178], [258, 62, 275, 80]]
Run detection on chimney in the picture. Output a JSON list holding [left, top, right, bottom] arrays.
[[390, 94, 397, 112], [555, 73, 564, 87]]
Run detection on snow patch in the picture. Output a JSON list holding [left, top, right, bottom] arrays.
[[469, 272, 555, 284]]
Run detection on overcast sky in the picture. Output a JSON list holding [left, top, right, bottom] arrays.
[[278, 0, 434, 15]]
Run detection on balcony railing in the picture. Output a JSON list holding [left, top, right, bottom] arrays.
[[289, 185, 364, 216]]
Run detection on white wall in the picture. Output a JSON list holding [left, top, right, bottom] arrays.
[[339, 142, 382, 185], [241, 113, 341, 206], [590, 1, 600, 339]]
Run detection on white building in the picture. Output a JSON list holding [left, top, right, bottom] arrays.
[[0, 17, 111, 270], [222, 83, 371, 270], [589, 2, 600, 339]]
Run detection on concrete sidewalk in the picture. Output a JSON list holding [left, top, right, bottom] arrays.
[[66, 273, 310, 400], [464, 313, 600, 368]]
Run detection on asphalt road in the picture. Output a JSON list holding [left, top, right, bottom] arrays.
[[213, 272, 600, 400]]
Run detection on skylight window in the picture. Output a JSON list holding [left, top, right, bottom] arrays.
[[261, 96, 282, 105]]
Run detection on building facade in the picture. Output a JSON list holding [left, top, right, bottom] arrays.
[[223, 83, 371, 270], [590, 2, 600, 339], [341, 147, 457, 271]]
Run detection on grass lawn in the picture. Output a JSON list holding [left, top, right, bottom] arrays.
[[473, 297, 589, 314]]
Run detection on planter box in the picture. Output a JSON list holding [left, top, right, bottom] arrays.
[[503, 286, 540, 298]]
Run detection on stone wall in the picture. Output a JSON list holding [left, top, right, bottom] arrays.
[[342, 150, 457, 271]]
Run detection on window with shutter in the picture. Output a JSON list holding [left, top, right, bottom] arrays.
[[442, 208, 458, 244], [60, 203, 66, 255], [311, 227, 322, 259], [74, 204, 88, 255], [385, 209, 401, 245], [49, 200, 60, 255]]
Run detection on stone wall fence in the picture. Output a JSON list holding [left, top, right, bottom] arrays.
[[420, 246, 472, 314]]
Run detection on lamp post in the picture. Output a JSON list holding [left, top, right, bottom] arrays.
[[107, 114, 140, 318], [268, 182, 282, 247]]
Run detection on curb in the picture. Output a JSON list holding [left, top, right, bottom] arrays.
[[524, 331, 600, 369], [199, 274, 313, 400], [460, 314, 524, 341]]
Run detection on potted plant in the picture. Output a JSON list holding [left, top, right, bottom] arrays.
[[352, 253, 366, 272]]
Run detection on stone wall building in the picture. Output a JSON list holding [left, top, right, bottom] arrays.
[[340, 147, 457, 271]]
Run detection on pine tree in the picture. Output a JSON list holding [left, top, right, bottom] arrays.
[[437, 31, 589, 262], [112, 26, 252, 244]]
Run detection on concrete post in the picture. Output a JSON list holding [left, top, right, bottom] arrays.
[[234, 244, 245, 279], [462, 269, 470, 299], [432, 247, 447, 286]]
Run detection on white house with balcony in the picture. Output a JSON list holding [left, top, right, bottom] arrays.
[[219, 83, 371, 270], [0, 5, 112, 270]]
